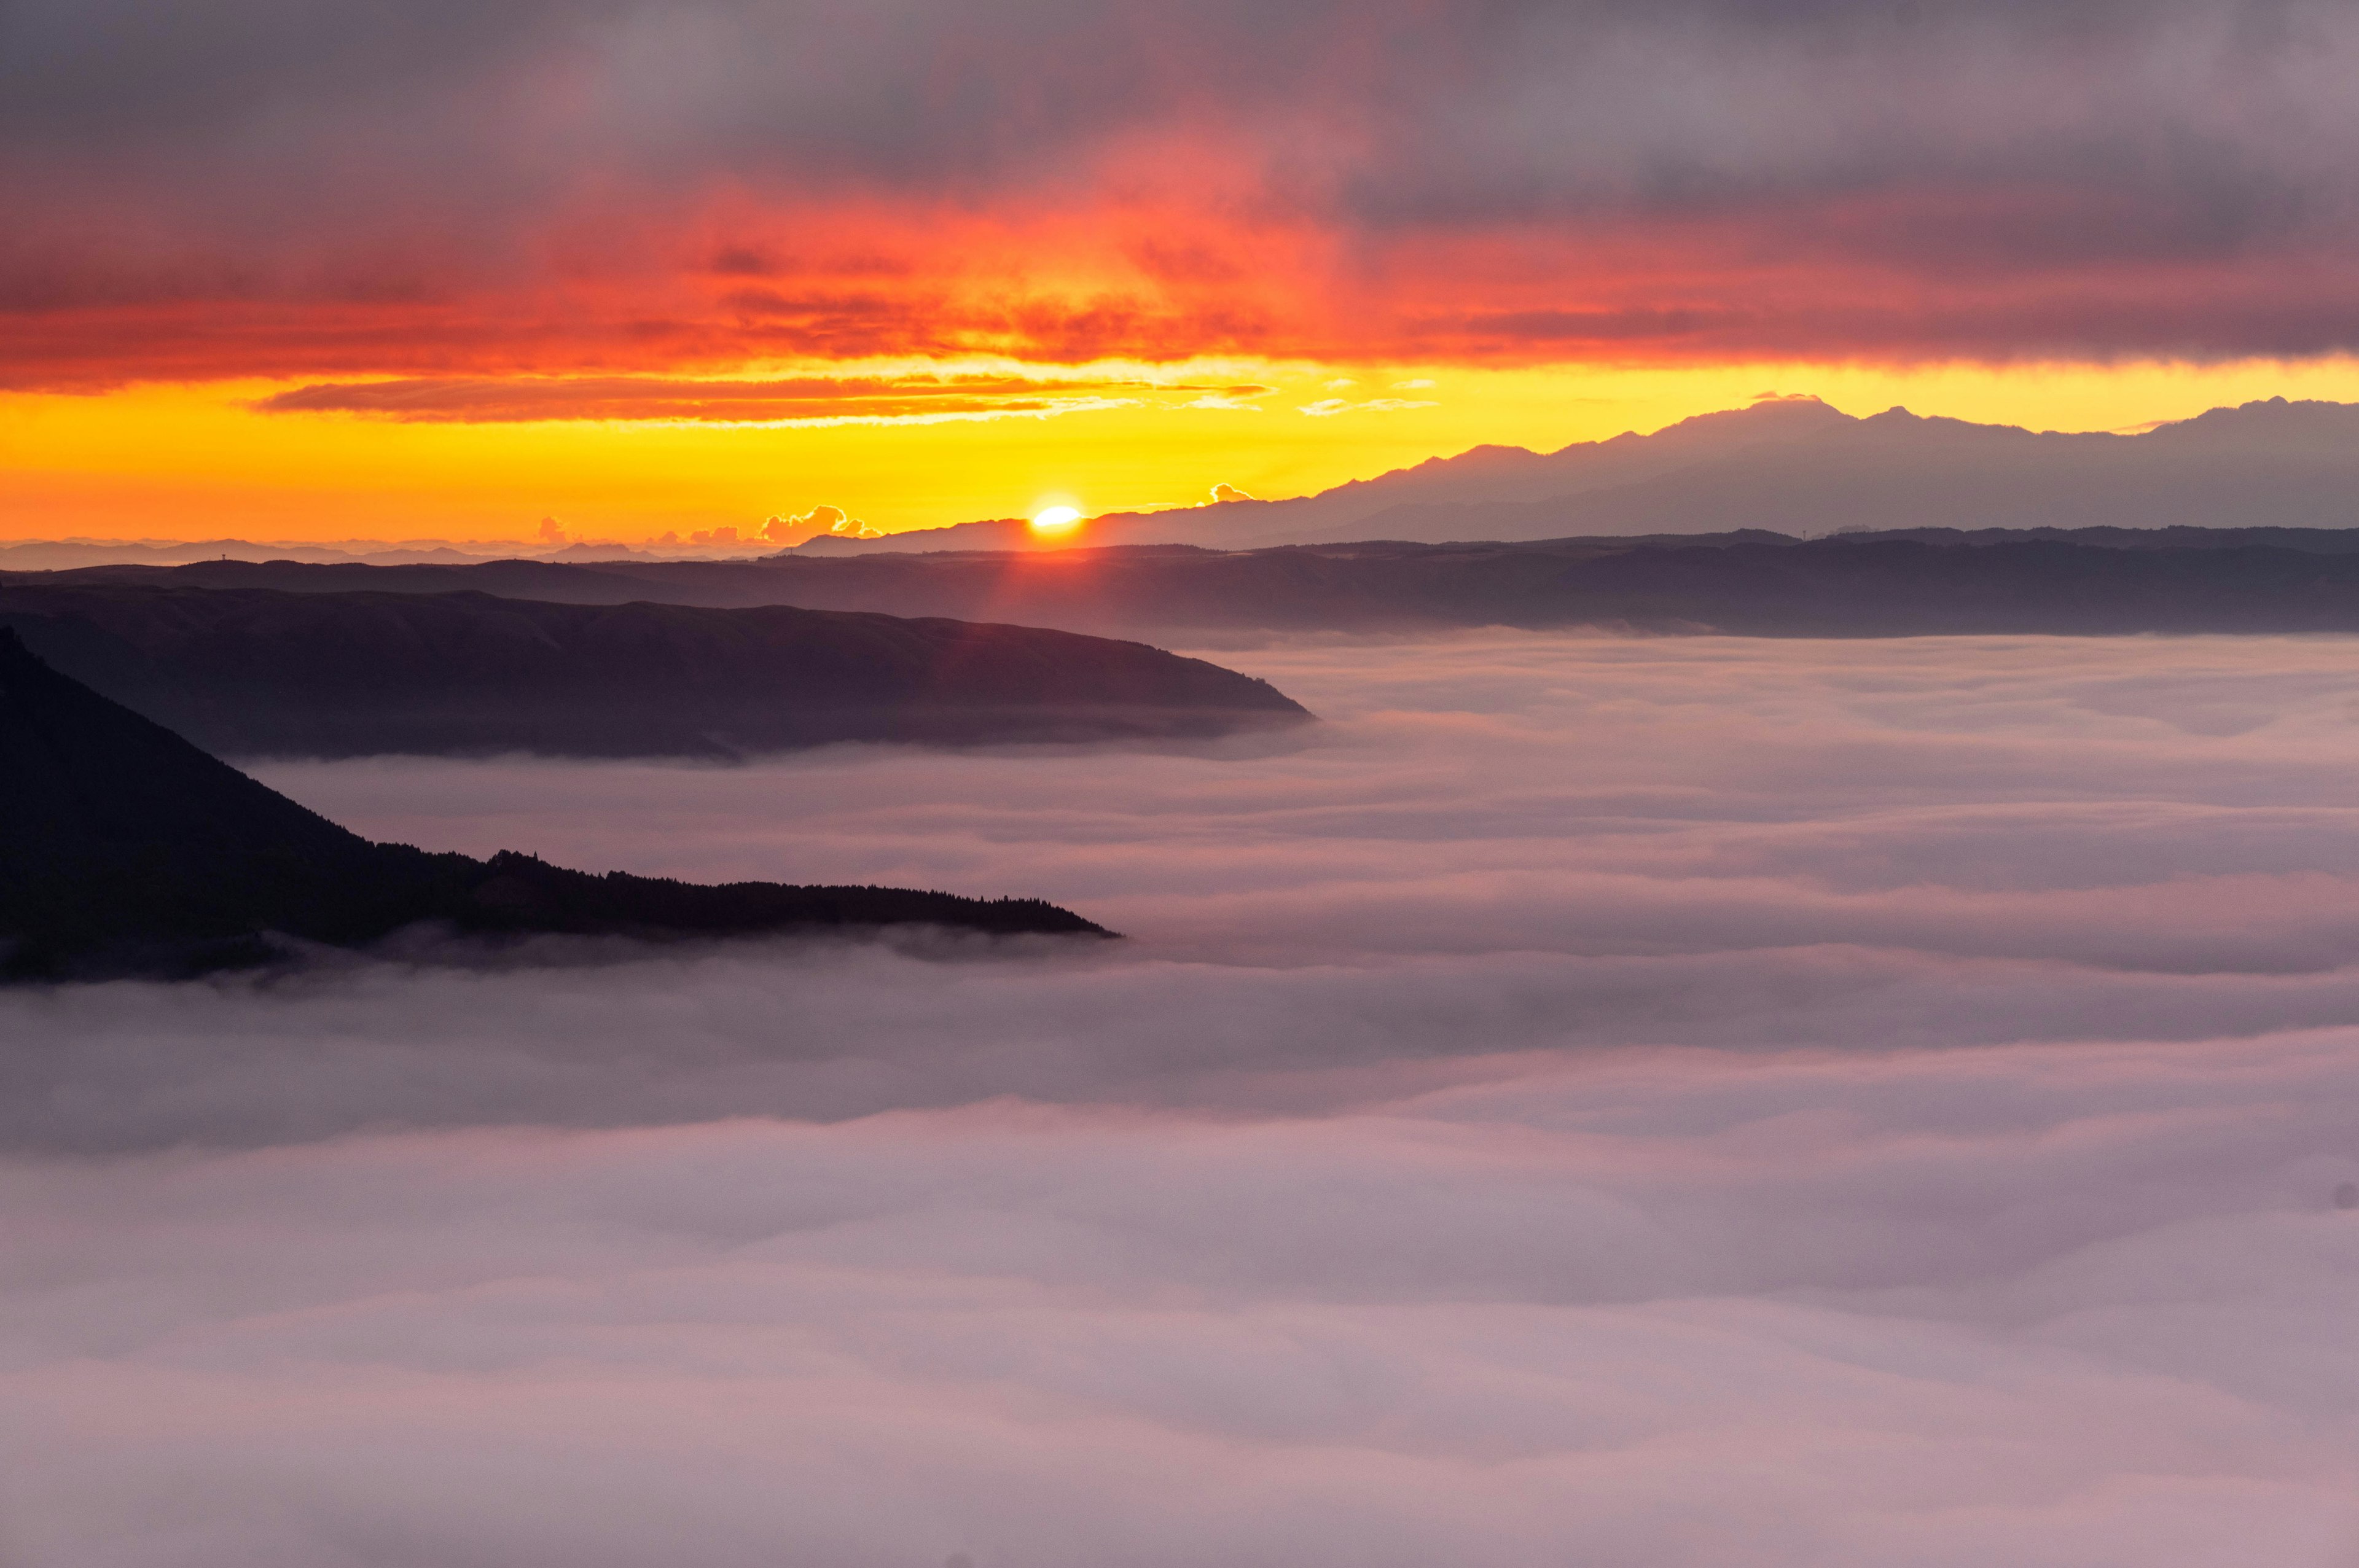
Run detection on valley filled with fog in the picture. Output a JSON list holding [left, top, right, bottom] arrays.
[[6, 632, 2358, 1566]]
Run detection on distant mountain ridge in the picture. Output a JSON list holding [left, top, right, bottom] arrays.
[[1216, 395, 2359, 544], [29, 528, 2359, 641], [0, 630, 1110, 980], [738, 533, 2359, 638], [0, 538, 780, 571], [12, 395, 2352, 568], [788, 395, 2359, 552]]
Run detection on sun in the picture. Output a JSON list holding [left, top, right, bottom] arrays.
[[1029, 505, 1083, 536]]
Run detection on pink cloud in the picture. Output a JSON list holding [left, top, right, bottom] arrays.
[[7, 631, 2359, 1562], [10, 2, 2359, 383]]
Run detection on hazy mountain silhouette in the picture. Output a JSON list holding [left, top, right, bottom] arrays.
[[0, 630, 1111, 980], [1174, 396, 1861, 544], [761, 395, 2359, 553], [0, 587, 1309, 759], [722, 534, 2359, 637], [28, 528, 2359, 640], [14, 396, 2359, 577], [1092, 396, 2359, 547]]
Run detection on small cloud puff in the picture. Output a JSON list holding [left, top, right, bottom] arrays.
[[1391, 378, 1436, 389], [1210, 483, 1255, 504], [760, 504, 880, 542], [1297, 397, 1440, 418], [1323, 378, 1358, 391]]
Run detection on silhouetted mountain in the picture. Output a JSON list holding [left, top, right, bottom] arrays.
[[25, 528, 2359, 641], [765, 403, 1855, 555], [0, 538, 501, 569], [29, 515, 2359, 622], [1160, 396, 1863, 545], [698, 534, 2359, 637], [764, 395, 2359, 552], [15, 396, 2359, 581], [0, 630, 1111, 980], [794, 518, 1037, 554], [1097, 396, 2359, 546], [0, 586, 1309, 759], [2, 556, 763, 604]]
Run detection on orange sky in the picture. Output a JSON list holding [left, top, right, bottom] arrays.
[[11, 355, 2359, 546], [9, 0, 2359, 546]]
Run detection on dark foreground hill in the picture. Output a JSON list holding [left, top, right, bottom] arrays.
[[0, 585, 1308, 759], [0, 631, 1109, 980]]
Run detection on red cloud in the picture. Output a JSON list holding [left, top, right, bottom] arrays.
[[249, 372, 1213, 424], [8, 1, 2359, 388]]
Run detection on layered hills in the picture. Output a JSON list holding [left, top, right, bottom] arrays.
[[33, 530, 2359, 641], [16, 389, 2359, 646], [0, 630, 1109, 980], [734, 534, 2359, 637], [0, 586, 1309, 759]]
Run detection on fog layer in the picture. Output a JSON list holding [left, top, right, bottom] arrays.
[[5, 633, 2358, 1566]]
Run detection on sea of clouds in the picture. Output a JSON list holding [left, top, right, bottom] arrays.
[[6, 632, 2359, 1567]]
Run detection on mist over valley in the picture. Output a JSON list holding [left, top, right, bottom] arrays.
[[9, 633, 2359, 1563]]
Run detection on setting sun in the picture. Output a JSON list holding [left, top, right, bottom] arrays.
[[1029, 505, 1084, 536]]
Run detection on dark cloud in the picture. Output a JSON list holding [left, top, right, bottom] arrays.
[[6, 0, 2359, 376], [250, 372, 1209, 423]]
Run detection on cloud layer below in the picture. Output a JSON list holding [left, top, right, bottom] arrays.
[[6, 632, 2359, 1565]]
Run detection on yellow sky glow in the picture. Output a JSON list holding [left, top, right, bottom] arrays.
[[9, 356, 2359, 545]]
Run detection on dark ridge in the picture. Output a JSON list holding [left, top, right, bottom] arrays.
[[0, 585, 1310, 759], [20, 528, 2359, 640], [1072, 394, 2359, 548], [1817, 524, 2359, 553], [0, 630, 1111, 981]]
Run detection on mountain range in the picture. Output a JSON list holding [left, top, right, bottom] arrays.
[[706, 534, 2359, 638], [0, 629, 1110, 980], [793, 395, 2359, 553], [12, 396, 2358, 575], [17, 391, 2359, 650], [33, 528, 2359, 641]]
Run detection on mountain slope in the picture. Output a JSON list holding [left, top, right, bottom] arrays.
[[0, 630, 1110, 978], [1288, 401, 2359, 544], [108, 534, 2355, 641], [28, 529, 2359, 639], [0, 587, 1309, 759], [784, 397, 1860, 553], [1173, 396, 2359, 545], [1149, 396, 1863, 544]]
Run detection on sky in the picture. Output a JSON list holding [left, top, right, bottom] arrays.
[[7, 632, 2359, 1563], [10, 0, 2359, 543]]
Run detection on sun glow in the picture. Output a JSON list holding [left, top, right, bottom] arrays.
[[19, 357, 2359, 546], [1029, 505, 1084, 536]]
